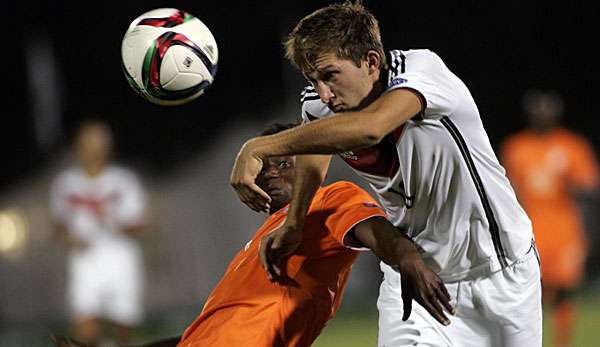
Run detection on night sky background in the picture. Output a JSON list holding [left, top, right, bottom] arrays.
[[7, 0, 597, 188]]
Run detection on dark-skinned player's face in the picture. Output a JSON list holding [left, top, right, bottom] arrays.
[[256, 155, 295, 214]]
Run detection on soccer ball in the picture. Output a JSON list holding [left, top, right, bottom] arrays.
[[121, 8, 218, 106]]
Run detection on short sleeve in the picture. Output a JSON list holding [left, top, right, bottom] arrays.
[[113, 170, 147, 226], [320, 182, 388, 250], [300, 86, 332, 124], [386, 50, 458, 119]]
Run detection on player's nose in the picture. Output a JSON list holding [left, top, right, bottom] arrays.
[[263, 165, 280, 178], [316, 81, 335, 104]]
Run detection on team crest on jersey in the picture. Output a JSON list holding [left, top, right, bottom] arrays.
[[390, 77, 408, 87], [340, 151, 358, 161]]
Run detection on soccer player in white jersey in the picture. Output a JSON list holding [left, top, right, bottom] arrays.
[[230, 2, 542, 346], [51, 120, 147, 346]]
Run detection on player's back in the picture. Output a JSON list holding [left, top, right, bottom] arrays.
[[178, 181, 386, 347]]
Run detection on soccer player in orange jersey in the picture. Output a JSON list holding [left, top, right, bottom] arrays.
[[502, 89, 599, 347], [176, 123, 450, 347], [52, 123, 448, 347]]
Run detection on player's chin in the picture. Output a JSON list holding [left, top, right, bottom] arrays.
[[269, 195, 290, 212]]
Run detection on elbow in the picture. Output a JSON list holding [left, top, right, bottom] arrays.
[[361, 126, 387, 147], [355, 113, 389, 147]]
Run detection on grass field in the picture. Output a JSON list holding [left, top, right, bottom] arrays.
[[2, 292, 599, 346], [314, 293, 600, 346]]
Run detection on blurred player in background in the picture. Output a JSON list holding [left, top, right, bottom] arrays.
[[502, 89, 599, 347], [53, 122, 449, 347], [51, 120, 148, 346], [231, 2, 542, 346]]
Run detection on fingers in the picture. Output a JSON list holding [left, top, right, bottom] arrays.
[[233, 182, 271, 213], [436, 284, 456, 315], [401, 287, 413, 321], [419, 293, 450, 326], [259, 234, 277, 281], [402, 280, 453, 326], [259, 233, 290, 283]]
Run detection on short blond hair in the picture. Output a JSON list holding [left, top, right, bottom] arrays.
[[284, 1, 386, 73]]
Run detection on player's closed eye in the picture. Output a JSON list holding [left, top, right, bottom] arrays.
[[321, 71, 337, 82]]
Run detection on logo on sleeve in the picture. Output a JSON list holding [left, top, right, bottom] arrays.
[[390, 77, 408, 87]]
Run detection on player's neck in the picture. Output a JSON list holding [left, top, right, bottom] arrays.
[[358, 75, 386, 110], [83, 163, 106, 178]]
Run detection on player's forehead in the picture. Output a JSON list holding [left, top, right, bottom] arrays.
[[303, 52, 348, 78], [265, 155, 295, 165]]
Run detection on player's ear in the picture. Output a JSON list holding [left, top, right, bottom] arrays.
[[366, 50, 381, 74]]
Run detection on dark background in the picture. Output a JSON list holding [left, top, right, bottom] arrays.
[[8, 1, 597, 186], [3, 1, 599, 345]]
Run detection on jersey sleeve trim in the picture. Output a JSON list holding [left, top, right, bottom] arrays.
[[340, 215, 386, 251], [388, 86, 427, 117]]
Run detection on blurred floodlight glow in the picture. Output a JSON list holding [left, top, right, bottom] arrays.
[[0, 209, 28, 256]]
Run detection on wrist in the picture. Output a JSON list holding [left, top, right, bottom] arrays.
[[244, 137, 267, 161], [283, 217, 304, 232], [394, 238, 422, 269]]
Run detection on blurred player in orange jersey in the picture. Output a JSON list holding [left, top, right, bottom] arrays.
[[53, 122, 449, 347], [502, 89, 599, 347]]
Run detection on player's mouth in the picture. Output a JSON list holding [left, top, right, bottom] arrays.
[[331, 104, 346, 113], [267, 187, 284, 196]]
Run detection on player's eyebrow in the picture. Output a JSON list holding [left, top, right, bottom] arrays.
[[318, 64, 337, 71]]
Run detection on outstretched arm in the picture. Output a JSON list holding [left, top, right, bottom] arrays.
[[231, 89, 421, 212], [352, 217, 455, 325], [259, 154, 331, 281]]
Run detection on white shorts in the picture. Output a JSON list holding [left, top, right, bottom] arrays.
[[68, 245, 144, 325], [377, 250, 542, 347]]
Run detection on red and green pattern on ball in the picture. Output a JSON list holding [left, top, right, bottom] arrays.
[[141, 31, 216, 101], [138, 10, 194, 28]]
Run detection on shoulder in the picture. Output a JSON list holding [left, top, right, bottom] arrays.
[[318, 181, 373, 204], [52, 167, 80, 187], [105, 165, 141, 184], [389, 49, 444, 74], [555, 128, 590, 144], [300, 85, 332, 122], [502, 131, 530, 147]]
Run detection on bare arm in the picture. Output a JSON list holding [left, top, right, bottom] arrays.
[[259, 154, 331, 280], [352, 217, 455, 325], [231, 89, 421, 212], [247, 89, 420, 157]]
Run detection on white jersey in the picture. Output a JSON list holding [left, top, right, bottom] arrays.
[[301, 49, 533, 281], [50, 165, 147, 261]]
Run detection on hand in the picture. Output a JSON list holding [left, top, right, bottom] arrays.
[[258, 224, 303, 284], [230, 141, 271, 213], [396, 252, 455, 326]]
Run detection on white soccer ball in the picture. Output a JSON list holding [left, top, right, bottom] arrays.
[[121, 8, 218, 106]]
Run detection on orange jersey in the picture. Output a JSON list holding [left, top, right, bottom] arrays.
[[178, 181, 387, 347], [502, 128, 599, 285]]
